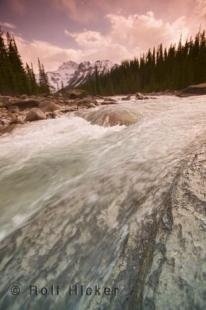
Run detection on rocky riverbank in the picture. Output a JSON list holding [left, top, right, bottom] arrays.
[[1, 84, 206, 136], [0, 94, 116, 135], [0, 92, 157, 135]]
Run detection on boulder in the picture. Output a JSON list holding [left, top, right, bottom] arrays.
[[0, 124, 16, 135], [101, 98, 117, 105], [0, 116, 11, 127], [61, 106, 78, 113], [135, 92, 150, 100], [39, 101, 60, 112], [178, 83, 206, 97], [0, 96, 10, 106], [76, 107, 139, 127], [45, 112, 57, 119], [20, 94, 29, 100], [122, 95, 131, 101], [6, 99, 40, 110], [25, 108, 46, 122], [63, 100, 75, 106], [7, 105, 19, 113], [75, 98, 98, 108], [10, 113, 25, 125], [58, 88, 87, 99]]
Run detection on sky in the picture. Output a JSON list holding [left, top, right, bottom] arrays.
[[0, 0, 206, 72]]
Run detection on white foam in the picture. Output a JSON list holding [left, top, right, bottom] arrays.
[[1, 95, 206, 242], [0, 116, 123, 160], [12, 214, 27, 226], [0, 230, 7, 242]]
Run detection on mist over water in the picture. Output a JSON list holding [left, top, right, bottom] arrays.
[[1, 95, 206, 309]]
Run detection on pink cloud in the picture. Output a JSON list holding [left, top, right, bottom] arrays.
[[9, 0, 26, 14], [65, 12, 189, 61], [52, 0, 95, 22], [51, 0, 203, 24], [15, 36, 83, 72], [195, 0, 206, 18], [15, 10, 201, 72], [107, 12, 189, 51], [0, 21, 16, 29]]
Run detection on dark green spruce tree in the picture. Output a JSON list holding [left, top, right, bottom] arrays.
[[25, 63, 39, 95], [81, 30, 206, 96], [6, 32, 29, 94], [0, 29, 49, 96], [0, 28, 11, 94], [38, 58, 50, 95]]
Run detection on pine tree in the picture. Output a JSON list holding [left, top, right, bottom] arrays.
[[0, 29, 49, 96], [25, 63, 39, 95], [81, 30, 206, 96], [38, 58, 50, 95], [6, 32, 28, 94], [0, 28, 11, 94]]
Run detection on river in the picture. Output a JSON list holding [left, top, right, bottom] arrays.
[[0, 95, 206, 309]]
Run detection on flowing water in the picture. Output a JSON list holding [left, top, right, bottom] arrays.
[[0, 95, 206, 309]]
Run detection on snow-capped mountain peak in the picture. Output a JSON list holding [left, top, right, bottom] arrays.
[[47, 60, 116, 92], [47, 61, 78, 91], [58, 61, 78, 71]]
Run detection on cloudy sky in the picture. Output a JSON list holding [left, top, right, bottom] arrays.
[[0, 0, 206, 72]]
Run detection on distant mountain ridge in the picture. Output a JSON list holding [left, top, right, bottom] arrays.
[[47, 60, 116, 92]]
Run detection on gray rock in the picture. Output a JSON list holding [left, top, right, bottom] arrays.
[[39, 101, 60, 112], [178, 83, 206, 97], [0, 96, 10, 105], [122, 95, 131, 101], [101, 98, 117, 105], [77, 106, 139, 126], [6, 105, 19, 113], [6, 99, 40, 110], [61, 106, 78, 113], [75, 98, 98, 108], [10, 114, 25, 124], [136, 92, 150, 100], [20, 94, 28, 100], [58, 88, 87, 99]]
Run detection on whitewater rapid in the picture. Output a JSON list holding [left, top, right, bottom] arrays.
[[0, 95, 206, 309]]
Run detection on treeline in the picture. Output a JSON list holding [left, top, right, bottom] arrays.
[[82, 31, 206, 95], [0, 29, 50, 96]]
